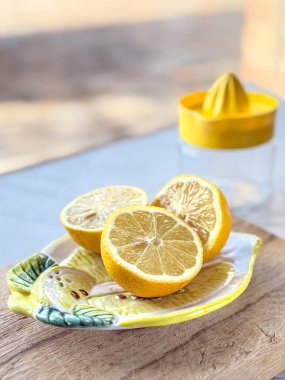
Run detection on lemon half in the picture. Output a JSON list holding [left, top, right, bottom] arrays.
[[61, 186, 148, 252], [152, 175, 231, 262], [101, 206, 203, 298]]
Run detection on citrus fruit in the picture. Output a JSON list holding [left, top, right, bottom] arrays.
[[151, 175, 231, 262], [31, 266, 96, 311], [60, 186, 148, 253], [101, 206, 203, 298]]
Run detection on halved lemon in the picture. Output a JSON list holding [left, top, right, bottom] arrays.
[[101, 206, 203, 298], [151, 175, 231, 262], [60, 186, 148, 253]]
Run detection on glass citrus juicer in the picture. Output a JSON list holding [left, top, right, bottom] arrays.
[[177, 73, 279, 215]]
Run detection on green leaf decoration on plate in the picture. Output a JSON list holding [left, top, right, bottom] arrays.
[[34, 305, 115, 327], [7, 253, 57, 293], [73, 303, 115, 323]]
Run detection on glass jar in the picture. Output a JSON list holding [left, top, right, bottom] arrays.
[[177, 137, 275, 216], [177, 73, 279, 216]]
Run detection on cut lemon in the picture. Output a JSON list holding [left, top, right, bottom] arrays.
[[60, 186, 148, 253], [151, 175, 231, 262], [101, 206, 203, 298]]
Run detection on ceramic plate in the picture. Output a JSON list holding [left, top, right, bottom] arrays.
[[7, 232, 261, 329]]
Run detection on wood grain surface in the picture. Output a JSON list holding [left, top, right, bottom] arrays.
[[1, 217, 285, 380]]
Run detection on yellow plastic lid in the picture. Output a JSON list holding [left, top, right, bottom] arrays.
[[179, 73, 279, 149]]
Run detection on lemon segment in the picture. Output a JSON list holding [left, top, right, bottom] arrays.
[[101, 206, 203, 298], [60, 186, 148, 253], [151, 175, 231, 262]]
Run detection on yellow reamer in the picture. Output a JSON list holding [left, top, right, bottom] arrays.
[[179, 72, 279, 149]]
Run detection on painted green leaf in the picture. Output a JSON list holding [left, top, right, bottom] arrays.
[[34, 305, 115, 327], [7, 253, 57, 293], [73, 304, 115, 325]]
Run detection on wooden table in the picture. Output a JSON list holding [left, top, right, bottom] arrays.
[[1, 218, 285, 379], [1, 100, 285, 378]]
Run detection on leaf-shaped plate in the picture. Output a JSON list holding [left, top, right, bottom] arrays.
[[7, 232, 261, 329]]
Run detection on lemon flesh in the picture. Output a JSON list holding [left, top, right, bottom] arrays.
[[152, 175, 231, 262], [101, 206, 203, 298], [60, 186, 148, 252]]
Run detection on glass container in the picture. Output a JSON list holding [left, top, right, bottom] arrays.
[[177, 73, 279, 216]]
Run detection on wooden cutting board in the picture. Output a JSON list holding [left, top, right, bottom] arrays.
[[0, 217, 285, 380]]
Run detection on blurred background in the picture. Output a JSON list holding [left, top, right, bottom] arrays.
[[0, 0, 284, 174]]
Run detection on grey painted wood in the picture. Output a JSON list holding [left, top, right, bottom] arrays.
[[1, 98, 285, 264], [0, 127, 178, 263]]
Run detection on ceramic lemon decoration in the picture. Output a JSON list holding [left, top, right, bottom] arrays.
[[30, 266, 96, 310], [7, 254, 115, 327]]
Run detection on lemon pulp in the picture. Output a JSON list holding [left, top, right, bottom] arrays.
[[101, 206, 203, 297], [61, 185, 148, 252], [152, 175, 231, 262]]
